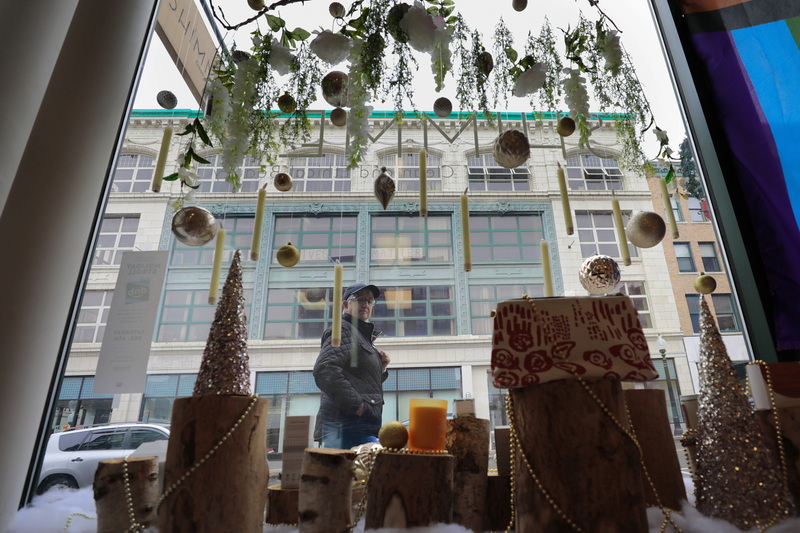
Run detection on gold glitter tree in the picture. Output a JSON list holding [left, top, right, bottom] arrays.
[[694, 295, 794, 527], [193, 250, 251, 396]]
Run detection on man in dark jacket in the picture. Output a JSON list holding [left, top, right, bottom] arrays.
[[313, 283, 390, 448]]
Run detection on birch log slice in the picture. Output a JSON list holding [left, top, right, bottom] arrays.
[[445, 416, 490, 532], [94, 456, 159, 533], [298, 448, 356, 533], [484, 472, 512, 531], [266, 485, 299, 526]]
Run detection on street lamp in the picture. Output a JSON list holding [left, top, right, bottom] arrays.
[[657, 335, 681, 435]]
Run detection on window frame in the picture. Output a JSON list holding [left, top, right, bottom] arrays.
[[370, 285, 457, 337], [370, 215, 453, 264], [468, 214, 545, 263], [378, 152, 443, 192], [112, 153, 154, 193], [287, 153, 352, 193], [93, 215, 140, 266], [565, 154, 624, 191], [575, 210, 639, 260], [467, 153, 531, 192], [195, 154, 262, 193], [673, 242, 696, 273], [699, 241, 722, 272], [615, 280, 652, 329]]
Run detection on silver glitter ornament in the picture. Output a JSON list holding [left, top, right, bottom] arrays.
[[625, 211, 666, 248], [433, 97, 452, 118], [374, 167, 396, 210], [171, 206, 217, 246], [193, 251, 252, 396], [156, 90, 177, 110], [579, 254, 621, 295], [321, 71, 349, 108], [330, 107, 347, 127], [492, 130, 530, 169], [273, 172, 293, 192]]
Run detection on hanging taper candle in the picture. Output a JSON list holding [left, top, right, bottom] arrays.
[[461, 188, 472, 272], [332, 262, 343, 347], [208, 225, 226, 305], [659, 176, 680, 239], [151, 126, 173, 193], [419, 149, 428, 217], [540, 240, 554, 297], [250, 186, 266, 261], [612, 197, 632, 266], [557, 162, 574, 235]]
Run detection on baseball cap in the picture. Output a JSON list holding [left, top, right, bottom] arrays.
[[343, 283, 380, 301]]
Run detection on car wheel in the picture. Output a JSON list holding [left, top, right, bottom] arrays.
[[37, 474, 78, 495]]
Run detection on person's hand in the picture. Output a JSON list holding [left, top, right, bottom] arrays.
[[379, 350, 390, 371], [355, 403, 366, 416]]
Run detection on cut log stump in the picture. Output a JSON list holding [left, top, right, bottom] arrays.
[[94, 456, 159, 533], [266, 484, 299, 526], [446, 415, 490, 532], [298, 448, 356, 533]]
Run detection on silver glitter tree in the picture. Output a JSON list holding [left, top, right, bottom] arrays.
[[694, 296, 794, 527], [193, 250, 251, 396]]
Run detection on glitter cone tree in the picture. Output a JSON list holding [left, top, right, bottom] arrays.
[[694, 295, 794, 527], [193, 250, 251, 396]]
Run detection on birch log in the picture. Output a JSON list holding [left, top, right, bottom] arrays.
[[266, 485, 299, 526], [445, 415, 490, 532], [298, 448, 356, 533], [94, 456, 159, 533]]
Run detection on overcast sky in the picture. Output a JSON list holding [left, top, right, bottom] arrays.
[[133, 0, 686, 158]]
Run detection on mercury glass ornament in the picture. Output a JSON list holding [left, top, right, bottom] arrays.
[[156, 90, 177, 110], [248, 0, 265, 10], [492, 130, 531, 169], [273, 172, 293, 192], [330, 107, 347, 126], [433, 97, 452, 118], [277, 242, 300, 267], [694, 273, 717, 294], [321, 71, 349, 108], [512, 0, 527, 11], [305, 288, 326, 302], [556, 116, 576, 137], [277, 92, 297, 114], [374, 167, 396, 210], [328, 1, 345, 18], [579, 254, 621, 295], [625, 211, 666, 248], [171, 206, 217, 246], [477, 51, 494, 76]]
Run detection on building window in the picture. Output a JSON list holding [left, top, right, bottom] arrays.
[[712, 294, 740, 332], [565, 154, 623, 191], [273, 215, 357, 264], [371, 215, 452, 264], [699, 242, 721, 272], [686, 295, 701, 333], [382, 367, 462, 422], [157, 290, 217, 342], [264, 287, 336, 340], [470, 214, 544, 262], [615, 281, 652, 329], [195, 154, 262, 193], [140, 374, 197, 423], [575, 211, 638, 259], [94, 216, 140, 266], [73, 291, 113, 343], [670, 196, 684, 222], [51, 376, 113, 432], [287, 153, 351, 192], [673, 242, 696, 273], [171, 217, 255, 266], [379, 152, 442, 192], [371, 285, 456, 336], [470, 284, 544, 335], [687, 197, 711, 222], [113, 154, 154, 193], [255, 371, 321, 454], [467, 153, 530, 191]]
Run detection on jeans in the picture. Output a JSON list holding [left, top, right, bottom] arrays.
[[320, 423, 379, 449]]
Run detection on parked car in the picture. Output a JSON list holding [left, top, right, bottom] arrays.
[[37, 422, 169, 494]]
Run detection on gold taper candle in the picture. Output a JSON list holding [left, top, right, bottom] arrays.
[[419, 150, 428, 217], [557, 163, 574, 235], [659, 177, 680, 239], [460, 188, 471, 272], [612, 198, 632, 266], [541, 240, 554, 297], [151, 127, 173, 193], [250, 187, 266, 261], [332, 263, 343, 347], [208, 227, 226, 305]]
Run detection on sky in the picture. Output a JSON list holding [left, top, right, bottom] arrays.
[[133, 0, 687, 158]]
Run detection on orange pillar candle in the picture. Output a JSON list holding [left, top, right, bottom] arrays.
[[408, 398, 448, 451]]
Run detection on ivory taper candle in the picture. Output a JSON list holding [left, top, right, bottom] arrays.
[[461, 188, 471, 272], [557, 163, 574, 235], [541, 240, 553, 297], [419, 149, 427, 217], [659, 177, 679, 239], [152, 127, 173, 193], [332, 263, 343, 347], [612, 198, 632, 266], [250, 188, 266, 261], [208, 227, 226, 305]]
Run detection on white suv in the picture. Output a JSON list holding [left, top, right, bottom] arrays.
[[37, 422, 169, 494]]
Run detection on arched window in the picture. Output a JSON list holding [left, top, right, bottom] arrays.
[[287, 153, 351, 192], [378, 152, 442, 192], [565, 153, 623, 191]]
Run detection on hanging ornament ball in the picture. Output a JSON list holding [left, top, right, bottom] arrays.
[[330, 107, 348, 127], [277, 242, 300, 267], [579, 255, 621, 295], [277, 92, 297, 114], [387, 3, 411, 43], [321, 71, 349, 108], [492, 130, 531, 169], [156, 90, 177, 110], [433, 97, 453, 118], [556, 116, 576, 137], [231, 50, 251, 63], [171, 206, 217, 246], [477, 51, 494, 76], [626, 211, 667, 248], [329, 1, 345, 18], [378, 421, 409, 449], [694, 273, 717, 294], [273, 172, 293, 192], [374, 167, 396, 210], [248, 0, 265, 10], [305, 288, 326, 302], [512, 0, 528, 11]]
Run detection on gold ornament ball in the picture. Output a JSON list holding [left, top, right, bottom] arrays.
[[277, 92, 297, 114], [277, 242, 300, 267], [626, 211, 667, 248], [694, 273, 717, 294], [171, 206, 217, 246], [273, 172, 293, 192], [492, 130, 531, 169], [305, 288, 326, 302], [433, 97, 452, 118], [556, 116, 576, 137], [579, 254, 621, 295], [512, 0, 527, 11], [328, 1, 345, 18], [374, 167, 396, 210], [379, 421, 409, 449], [321, 71, 349, 108], [330, 107, 348, 127], [247, 0, 265, 10]]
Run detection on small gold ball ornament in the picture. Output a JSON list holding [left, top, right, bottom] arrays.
[[171, 206, 217, 246], [330, 107, 347, 127], [328, 1, 345, 18], [626, 211, 667, 248], [374, 167, 396, 210], [277, 92, 297, 114], [433, 97, 453, 118], [277, 242, 300, 267], [492, 130, 531, 169], [321, 71, 349, 108], [694, 273, 717, 294], [556, 116, 576, 137], [273, 172, 293, 192], [305, 288, 326, 302], [579, 254, 621, 295], [247, 0, 265, 10], [379, 421, 409, 449]]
